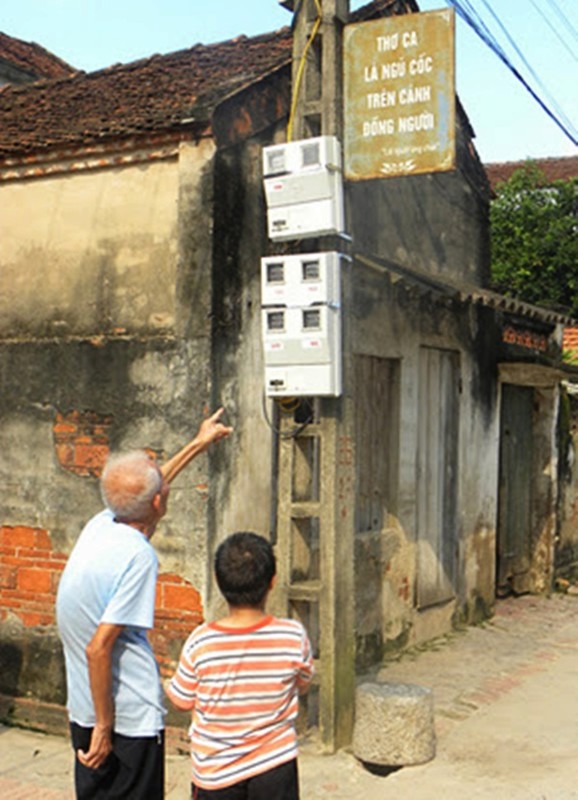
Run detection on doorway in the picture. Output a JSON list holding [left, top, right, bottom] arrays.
[[496, 383, 534, 596]]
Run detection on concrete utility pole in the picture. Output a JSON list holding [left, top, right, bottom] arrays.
[[283, 0, 349, 140], [274, 0, 355, 752]]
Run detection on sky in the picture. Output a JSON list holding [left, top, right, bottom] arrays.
[[1, 0, 576, 165]]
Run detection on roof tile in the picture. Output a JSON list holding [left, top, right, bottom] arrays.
[[485, 156, 578, 191], [0, 29, 293, 158], [0, 0, 403, 159], [0, 31, 75, 80]]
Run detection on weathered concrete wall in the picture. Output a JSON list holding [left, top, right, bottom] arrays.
[[351, 266, 500, 669], [345, 118, 496, 670], [346, 121, 491, 287], [556, 387, 578, 579], [1, 157, 179, 338], [0, 139, 222, 725], [206, 130, 281, 619]]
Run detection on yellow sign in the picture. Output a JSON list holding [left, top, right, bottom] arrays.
[[343, 9, 455, 180]]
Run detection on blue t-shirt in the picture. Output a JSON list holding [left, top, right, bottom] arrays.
[[56, 509, 166, 736]]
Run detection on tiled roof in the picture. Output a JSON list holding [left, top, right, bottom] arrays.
[[0, 0, 406, 160], [485, 156, 578, 192], [0, 31, 75, 81], [0, 28, 293, 158]]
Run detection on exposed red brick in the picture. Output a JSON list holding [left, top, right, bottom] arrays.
[[74, 442, 110, 472], [158, 572, 186, 584], [35, 529, 52, 550], [1, 597, 23, 610], [161, 583, 203, 614], [54, 443, 75, 468], [2, 555, 30, 568], [48, 552, 68, 563], [20, 612, 44, 627], [152, 572, 204, 677], [0, 526, 66, 628], [1, 525, 37, 548], [0, 566, 16, 589], [53, 421, 78, 435], [15, 558, 62, 571], [17, 568, 52, 594], [53, 410, 113, 478]]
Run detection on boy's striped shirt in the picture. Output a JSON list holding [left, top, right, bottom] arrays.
[[166, 615, 314, 790]]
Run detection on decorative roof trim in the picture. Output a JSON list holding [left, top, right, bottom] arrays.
[[0, 143, 179, 183], [0, 127, 217, 182]]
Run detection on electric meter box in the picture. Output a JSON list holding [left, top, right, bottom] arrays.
[[262, 304, 342, 396], [261, 251, 341, 307], [262, 136, 345, 241]]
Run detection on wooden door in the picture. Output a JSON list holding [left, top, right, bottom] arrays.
[[497, 384, 534, 595], [416, 347, 460, 608]]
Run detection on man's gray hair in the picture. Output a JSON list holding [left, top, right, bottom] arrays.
[[100, 450, 163, 522]]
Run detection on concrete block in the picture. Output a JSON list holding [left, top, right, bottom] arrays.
[[352, 682, 436, 766]]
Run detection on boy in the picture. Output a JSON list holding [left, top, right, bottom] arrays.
[[166, 532, 314, 799]]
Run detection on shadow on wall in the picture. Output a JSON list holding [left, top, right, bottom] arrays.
[[0, 614, 67, 705]]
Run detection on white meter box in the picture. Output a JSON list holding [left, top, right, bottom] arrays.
[[265, 362, 341, 397], [262, 304, 342, 396], [263, 136, 344, 241], [261, 251, 341, 307], [263, 135, 342, 177]]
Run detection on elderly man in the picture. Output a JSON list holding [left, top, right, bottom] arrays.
[[56, 408, 232, 800]]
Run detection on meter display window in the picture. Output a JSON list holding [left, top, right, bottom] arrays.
[[267, 311, 285, 331], [301, 142, 321, 168], [302, 309, 321, 330], [267, 150, 286, 175], [302, 260, 320, 282], [267, 262, 285, 284]]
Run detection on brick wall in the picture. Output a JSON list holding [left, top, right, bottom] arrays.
[[53, 410, 113, 478], [0, 525, 203, 673], [153, 574, 204, 677], [0, 407, 203, 717], [0, 525, 68, 627]]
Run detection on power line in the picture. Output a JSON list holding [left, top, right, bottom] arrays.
[[529, 0, 578, 63], [444, 0, 578, 146], [543, 0, 578, 46], [478, 0, 577, 135]]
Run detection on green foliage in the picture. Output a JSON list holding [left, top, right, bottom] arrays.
[[490, 161, 578, 315]]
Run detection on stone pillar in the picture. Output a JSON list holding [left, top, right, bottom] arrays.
[[353, 682, 436, 766]]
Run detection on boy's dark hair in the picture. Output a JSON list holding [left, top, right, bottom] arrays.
[[214, 532, 276, 607]]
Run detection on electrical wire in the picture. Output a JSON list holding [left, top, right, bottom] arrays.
[[543, 0, 578, 46], [287, 0, 323, 142], [478, 0, 577, 135], [261, 392, 314, 438], [529, 0, 578, 62], [444, 0, 577, 146]]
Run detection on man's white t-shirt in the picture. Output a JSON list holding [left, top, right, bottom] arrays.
[[56, 509, 166, 736]]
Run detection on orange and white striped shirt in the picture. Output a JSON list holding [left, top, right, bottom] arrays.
[[166, 615, 314, 790]]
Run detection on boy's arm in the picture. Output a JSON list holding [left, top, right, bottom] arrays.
[[161, 408, 233, 485], [297, 629, 315, 694], [165, 646, 198, 711], [165, 677, 196, 712]]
